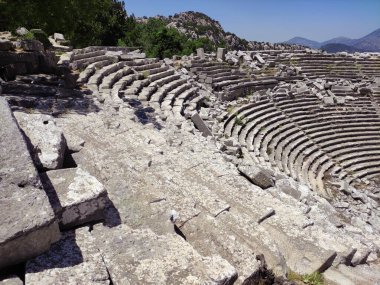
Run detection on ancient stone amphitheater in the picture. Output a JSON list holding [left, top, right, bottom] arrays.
[[1, 36, 380, 285]]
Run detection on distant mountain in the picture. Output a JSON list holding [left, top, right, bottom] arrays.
[[286, 37, 321, 49], [353, 28, 380, 52], [321, 37, 356, 47], [321, 43, 362, 53], [285, 28, 380, 52]]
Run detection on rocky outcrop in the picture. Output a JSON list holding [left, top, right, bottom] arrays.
[[139, 11, 250, 50]]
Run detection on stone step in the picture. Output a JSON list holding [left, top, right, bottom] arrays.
[[41, 167, 108, 229], [173, 87, 199, 106], [149, 78, 187, 103], [99, 66, 133, 91], [0, 98, 60, 269], [72, 55, 112, 70], [324, 263, 380, 285], [77, 59, 116, 84], [72, 49, 106, 61], [111, 73, 139, 101], [87, 61, 127, 88], [1, 82, 57, 96], [148, 69, 175, 82], [134, 62, 162, 72], [151, 74, 181, 90], [25, 227, 109, 284], [91, 224, 238, 285], [161, 83, 193, 108]]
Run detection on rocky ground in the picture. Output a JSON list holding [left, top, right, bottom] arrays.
[[1, 33, 380, 284]]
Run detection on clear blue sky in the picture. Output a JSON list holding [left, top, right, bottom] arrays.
[[123, 0, 380, 43]]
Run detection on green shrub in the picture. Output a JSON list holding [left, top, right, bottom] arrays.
[[117, 38, 126, 47], [19, 29, 52, 50], [287, 270, 324, 285], [235, 115, 245, 125]]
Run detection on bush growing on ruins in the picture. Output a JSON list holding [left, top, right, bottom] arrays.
[[235, 115, 245, 125], [226, 106, 234, 113], [29, 29, 52, 49], [123, 18, 216, 59], [287, 270, 324, 285]]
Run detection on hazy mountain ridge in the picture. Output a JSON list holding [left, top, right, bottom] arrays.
[[286, 28, 380, 52]]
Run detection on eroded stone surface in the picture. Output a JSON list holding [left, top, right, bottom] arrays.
[[25, 227, 109, 285], [42, 167, 108, 229], [0, 98, 60, 269], [92, 224, 237, 285], [14, 112, 67, 170], [238, 165, 274, 189]]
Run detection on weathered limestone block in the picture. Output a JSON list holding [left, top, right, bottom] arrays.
[[217, 48, 226, 61], [53, 33, 65, 42], [191, 111, 212, 137], [276, 179, 304, 200], [196, 48, 205, 59], [238, 165, 274, 189], [15, 27, 29, 36], [0, 276, 23, 285], [254, 53, 265, 64], [0, 39, 12, 51], [25, 227, 110, 285], [14, 112, 67, 170], [92, 224, 238, 285], [335, 96, 345, 105], [0, 98, 60, 269], [42, 168, 108, 229], [323, 96, 334, 105]]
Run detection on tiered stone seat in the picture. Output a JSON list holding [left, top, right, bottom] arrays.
[[71, 49, 108, 70], [221, 79, 380, 193], [285, 53, 380, 79], [86, 61, 129, 100]]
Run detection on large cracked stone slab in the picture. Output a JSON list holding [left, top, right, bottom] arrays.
[[191, 111, 212, 137], [91, 224, 237, 285], [42, 167, 108, 229], [324, 263, 380, 285], [0, 98, 60, 269], [238, 165, 274, 189], [25, 227, 110, 285], [14, 112, 67, 170]]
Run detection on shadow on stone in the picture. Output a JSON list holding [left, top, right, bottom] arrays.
[[26, 231, 83, 272], [133, 106, 163, 130], [102, 199, 122, 228], [0, 262, 25, 283]]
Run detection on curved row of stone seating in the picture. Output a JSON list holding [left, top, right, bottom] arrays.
[[274, 92, 380, 187], [70, 46, 133, 70], [119, 61, 203, 118], [72, 50, 205, 119], [222, 85, 380, 193], [189, 59, 250, 91], [282, 53, 380, 79]]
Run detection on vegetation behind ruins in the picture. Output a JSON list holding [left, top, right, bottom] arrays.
[[0, 0, 217, 58]]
